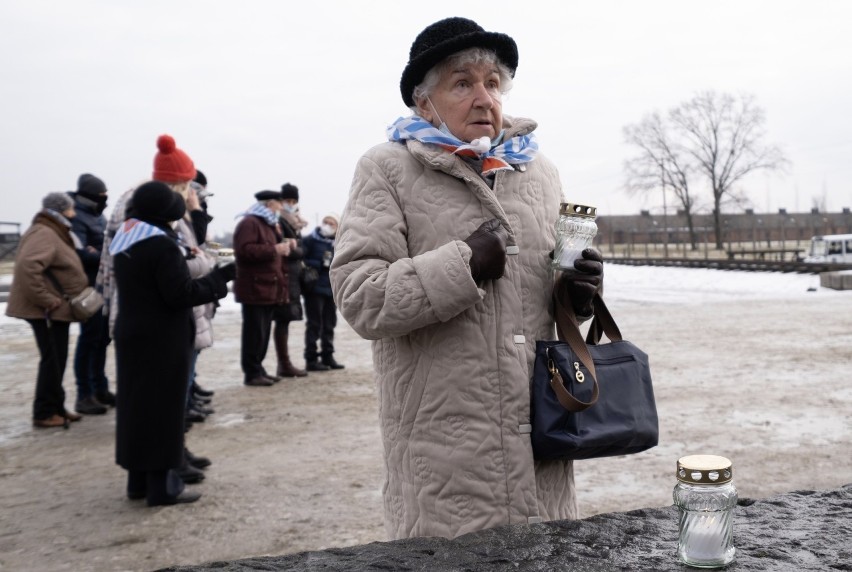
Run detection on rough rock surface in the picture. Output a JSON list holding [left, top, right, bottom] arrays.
[[163, 485, 851, 571]]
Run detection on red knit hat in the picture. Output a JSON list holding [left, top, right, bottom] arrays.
[[152, 134, 196, 182]]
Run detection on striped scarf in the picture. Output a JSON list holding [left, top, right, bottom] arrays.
[[237, 203, 279, 226], [108, 218, 167, 255], [386, 115, 538, 176]]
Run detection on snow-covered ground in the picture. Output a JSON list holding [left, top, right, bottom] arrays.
[[0, 264, 839, 332]]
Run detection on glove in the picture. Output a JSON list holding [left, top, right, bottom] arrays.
[[215, 262, 237, 283], [556, 247, 604, 317], [463, 218, 509, 281]]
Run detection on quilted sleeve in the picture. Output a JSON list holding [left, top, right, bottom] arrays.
[[331, 152, 483, 340]]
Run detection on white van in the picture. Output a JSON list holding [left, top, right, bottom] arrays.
[[805, 234, 852, 263]]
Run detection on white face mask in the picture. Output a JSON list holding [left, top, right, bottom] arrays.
[[320, 224, 336, 238], [283, 204, 297, 214], [169, 220, 179, 230]]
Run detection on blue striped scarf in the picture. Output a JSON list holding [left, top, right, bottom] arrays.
[[236, 203, 279, 226], [108, 218, 167, 255], [386, 115, 538, 175]]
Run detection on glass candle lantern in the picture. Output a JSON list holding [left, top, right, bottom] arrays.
[[552, 203, 597, 271], [673, 455, 737, 568]]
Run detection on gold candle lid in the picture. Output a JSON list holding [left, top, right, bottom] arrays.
[[559, 202, 597, 218], [677, 455, 733, 485]]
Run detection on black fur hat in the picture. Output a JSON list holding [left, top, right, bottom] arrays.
[[131, 181, 186, 223], [280, 183, 299, 201], [400, 17, 518, 107]]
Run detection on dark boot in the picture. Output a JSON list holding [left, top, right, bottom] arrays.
[[274, 327, 307, 377]]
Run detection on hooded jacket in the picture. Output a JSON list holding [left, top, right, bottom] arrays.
[[331, 116, 577, 540]]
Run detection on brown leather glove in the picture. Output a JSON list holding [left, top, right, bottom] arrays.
[[463, 218, 509, 281], [556, 247, 604, 316]]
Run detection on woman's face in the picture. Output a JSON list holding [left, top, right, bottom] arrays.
[[267, 199, 284, 214], [416, 60, 503, 143], [322, 217, 338, 231]]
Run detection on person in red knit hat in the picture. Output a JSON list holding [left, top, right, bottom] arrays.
[[152, 135, 196, 182]]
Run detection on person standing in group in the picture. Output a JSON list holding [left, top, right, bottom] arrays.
[[111, 181, 235, 506], [272, 183, 308, 378], [6, 193, 89, 428], [330, 18, 603, 539], [233, 190, 291, 387], [302, 213, 344, 372], [69, 173, 114, 416]]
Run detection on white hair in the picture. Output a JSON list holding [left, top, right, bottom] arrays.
[[410, 47, 514, 112]]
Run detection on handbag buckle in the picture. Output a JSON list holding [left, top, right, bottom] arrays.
[[573, 362, 585, 383]]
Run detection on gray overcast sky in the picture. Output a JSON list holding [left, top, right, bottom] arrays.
[[2, 0, 851, 236]]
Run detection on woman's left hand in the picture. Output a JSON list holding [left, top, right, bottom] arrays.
[[556, 247, 603, 317]]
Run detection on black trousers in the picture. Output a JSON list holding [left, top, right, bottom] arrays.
[[27, 318, 70, 420], [127, 469, 184, 505], [240, 303, 275, 382], [303, 293, 337, 362]]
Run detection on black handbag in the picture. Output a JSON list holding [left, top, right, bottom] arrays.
[[531, 291, 659, 460], [299, 263, 319, 294]]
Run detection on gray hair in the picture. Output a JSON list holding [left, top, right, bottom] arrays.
[[42, 192, 74, 213], [410, 47, 514, 112]]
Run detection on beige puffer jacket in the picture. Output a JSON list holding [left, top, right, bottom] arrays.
[[331, 116, 577, 540]]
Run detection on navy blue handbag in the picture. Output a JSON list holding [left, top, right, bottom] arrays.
[[531, 292, 659, 461]]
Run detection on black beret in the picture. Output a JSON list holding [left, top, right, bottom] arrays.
[[255, 190, 283, 201]]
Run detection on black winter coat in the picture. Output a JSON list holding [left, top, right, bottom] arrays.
[[71, 195, 107, 285], [113, 233, 229, 471], [277, 215, 304, 321]]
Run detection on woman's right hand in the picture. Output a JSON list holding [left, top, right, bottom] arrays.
[[45, 298, 63, 313], [463, 218, 509, 281], [275, 241, 292, 256]]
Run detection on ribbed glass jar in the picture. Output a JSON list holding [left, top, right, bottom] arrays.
[[673, 455, 737, 568], [552, 203, 597, 271]]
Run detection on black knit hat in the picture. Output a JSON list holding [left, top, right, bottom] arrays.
[[76, 173, 107, 198], [131, 181, 186, 223], [193, 169, 207, 187], [280, 183, 299, 201], [400, 17, 518, 107]]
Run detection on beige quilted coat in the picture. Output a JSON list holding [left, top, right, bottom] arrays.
[[331, 116, 578, 540]]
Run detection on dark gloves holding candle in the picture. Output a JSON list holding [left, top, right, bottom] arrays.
[[463, 218, 509, 282], [556, 247, 604, 317]]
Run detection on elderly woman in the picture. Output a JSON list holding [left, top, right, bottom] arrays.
[[111, 181, 235, 506], [7, 193, 89, 428], [330, 17, 603, 539]]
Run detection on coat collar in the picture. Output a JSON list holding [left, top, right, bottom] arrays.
[[402, 115, 537, 247]]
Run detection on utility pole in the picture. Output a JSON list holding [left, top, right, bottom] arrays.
[[661, 163, 669, 258]]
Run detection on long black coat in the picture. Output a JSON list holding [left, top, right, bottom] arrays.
[[113, 233, 228, 471]]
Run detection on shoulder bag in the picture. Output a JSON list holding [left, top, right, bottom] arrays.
[[44, 270, 104, 322], [531, 290, 659, 460]]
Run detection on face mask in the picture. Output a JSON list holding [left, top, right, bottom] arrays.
[[283, 204, 297, 214], [169, 220, 179, 230], [320, 224, 336, 238], [427, 97, 501, 150]]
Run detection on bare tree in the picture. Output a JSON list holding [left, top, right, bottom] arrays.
[[669, 91, 788, 249], [623, 112, 700, 249]]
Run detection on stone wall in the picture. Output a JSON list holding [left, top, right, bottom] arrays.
[[163, 485, 851, 571]]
